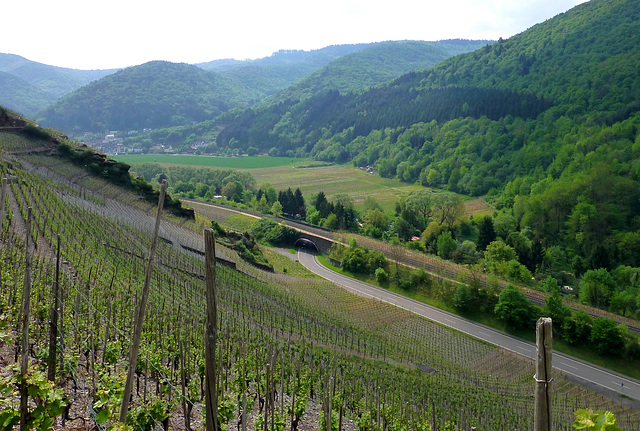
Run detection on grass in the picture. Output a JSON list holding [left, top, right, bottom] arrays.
[[260, 247, 318, 278], [113, 154, 309, 169], [222, 213, 258, 232]]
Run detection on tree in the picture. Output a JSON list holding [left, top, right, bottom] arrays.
[[362, 209, 388, 238], [477, 216, 496, 251], [609, 290, 638, 317], [405, 190, 432, 226], [589, 318, 624, 356], [579, 268, 617, 308], [323, 213, 339, 230], [265, 184, 278, 204], [314, 191, 332, 219], [436, 231, 457, 260], [493, 212, 517, 239], [484, 240, 517, 266], [278, 188, 297, 215], [544, 290, 572, 329], [221, 181, 239, 201], [494, 284, 535, 329], [453, 285, 473, 312], [271, 201, 283, 218], [563, 311, 592, 345], [391, 218, 416, 241], [431, 192, 463, 227], [457, 240, 478, 264], [294, 188, 306, 217]]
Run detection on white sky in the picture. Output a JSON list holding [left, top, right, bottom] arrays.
[[2, 0, 588, 70]]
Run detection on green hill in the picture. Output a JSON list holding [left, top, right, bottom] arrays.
[[197, 43, 372, 95], [124, 40, 491, 151], [216, 0, 640, 169], [35, 61, 265, 134], [0, 53, 116, 114], [0, 70, 56, 116], [266, 40, 493, 104], [214, 0, 640, 276]]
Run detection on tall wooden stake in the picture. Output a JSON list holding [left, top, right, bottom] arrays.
[[119, 181, 167, 423], [204, 228, 220, 431], [534, 317, 553, 431], [48, 235, 62, 381], [0, 177, 6, 230], [20, 207, 33, 428]]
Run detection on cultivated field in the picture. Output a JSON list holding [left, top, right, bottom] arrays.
[[114, 153, 307, 169]]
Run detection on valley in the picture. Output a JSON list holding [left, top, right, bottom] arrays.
[[1, 126, 639, 430], [2, 0, 640, 428]]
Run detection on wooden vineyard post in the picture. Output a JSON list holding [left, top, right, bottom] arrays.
[[19, 207, 33, 428], [0, 177, 6, 230], [534, 317, 552, 431], [119, 180, 167, 423], [47, 235, 62, 381], [0, 176, 16, 235], [204, 228, 220, 431]]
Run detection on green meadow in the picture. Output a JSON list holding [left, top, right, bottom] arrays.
[[113, 153, 305, 169]]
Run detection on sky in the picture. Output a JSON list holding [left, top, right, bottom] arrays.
[[2, 0, 588, 70]]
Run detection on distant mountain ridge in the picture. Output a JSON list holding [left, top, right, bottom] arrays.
[[0, 70, 56, 116], [0, 53, 117, 115], [32, 40, 490, 135], [215, 0, 640, 156], [267, 40, 493, 105]]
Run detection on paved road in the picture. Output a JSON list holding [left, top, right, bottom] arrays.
[[297, 249, 640, 401]]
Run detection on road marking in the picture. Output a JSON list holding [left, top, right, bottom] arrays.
[[444, 318, 455, 323], [515, 345, 530, 352], [478, 331, 491, 337], [563, 364, 578, 370]]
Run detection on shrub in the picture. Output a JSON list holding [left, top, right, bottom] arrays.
[[375, 267, 389, 284], [20, 124, 50, 141]]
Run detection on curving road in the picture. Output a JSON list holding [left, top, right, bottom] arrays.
[[297, 249, 640, 401]]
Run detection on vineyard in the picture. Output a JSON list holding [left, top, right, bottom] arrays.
[[1, 131, 639, 430]]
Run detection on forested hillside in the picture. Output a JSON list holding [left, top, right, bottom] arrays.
[[212, 0, 640, 282], [264, 40, 493, 105], [121, 40, 491, 151], [0, 53, 116, 114], [216, 0, 639, 158], [35, 61, 264, 133], [197, 44, 373, 96], [0, 70, 56, 116]]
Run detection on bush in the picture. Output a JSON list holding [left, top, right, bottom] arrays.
[[626, 340, 640, 360], [589, 318, 624, 356], [20, 124, 50, 141], [341, 246, 386, 275], [453, 285, 473, 312], [249, 218, 300, 247], [494, 284, 535, 329], [375, 267, 389, 284], [398, 269, 430, 291]]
